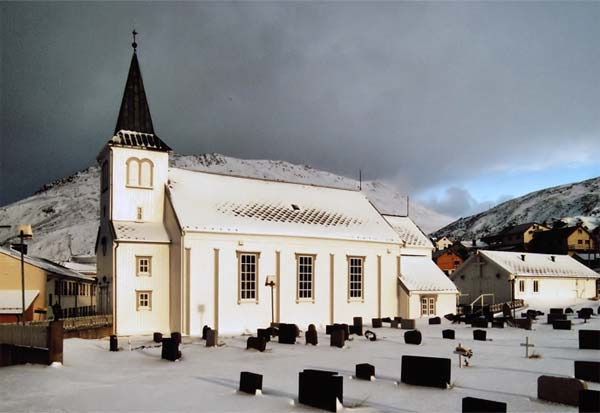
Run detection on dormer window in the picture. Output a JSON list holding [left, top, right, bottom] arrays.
[[126, 157, 154, 188]]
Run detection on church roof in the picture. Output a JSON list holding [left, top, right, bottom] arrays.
[[382, 215, 433, 248], [167, 168, 401, 244], [113, 221, 171, 243], [399, 255, 458, 293]]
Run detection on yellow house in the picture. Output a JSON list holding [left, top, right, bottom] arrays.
[[0, 247, 97, 323]]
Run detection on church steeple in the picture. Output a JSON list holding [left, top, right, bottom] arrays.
[[114, 32, 155, 135]]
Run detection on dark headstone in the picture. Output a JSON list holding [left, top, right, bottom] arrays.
[[574, 361, 600, 383], [514, 318, 532, 330], [550, 308, 563, 314], [161, 338, 180, 361], [473, 329, 487, 341], [552, 320, 572, 330], [355, 363, 375, 380], [352, 317, 363, 336], [325, 325, 333, 335], [394, 316, 402, 322], [171, 332, 182, 345], [565, 307, 574, 314], [257, 328, 271, 342], [444, 313, 455, 321], [547, 313, 567, 324], [364, 330, 377, 341], [578, 309, 593, 321], [336, 323, 350, 341], [109, 335, 118, 352], [502, 304, 511, 318], [390, 320, 399, 328], [491, 320, 504, 328], [579, 389, 600, 413], [330, 329, 345, 348], [462, 397, 507, 413], [372, 318, 382, 328], [382, 317, 392, 323], [472, 318, 488, 328], [239, 371, 262, 395], [579, 330, 600, 350], [401, 319, 416, 329], [526, 309, 538, 320], [202, 325, 210, 340], [278, 323, 297, 344], [442, 329, 455, 339], [153, 332, 163, 343], [404, 330, 422, 345], [246, 336, 266, 352], [206, 328, 217, 347], [401, 355, 451, 389], [537, 375, 586, 407], [306, 324, 318, 346], [429, 317, 441, 325], [298, 369, 343, 413]]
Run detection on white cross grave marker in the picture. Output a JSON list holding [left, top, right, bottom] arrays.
[[520, 336, 534, 358]]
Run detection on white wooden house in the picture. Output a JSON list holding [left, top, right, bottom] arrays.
[[96, 44, 458, 336]]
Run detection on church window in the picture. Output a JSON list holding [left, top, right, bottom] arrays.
[[136, 257, 152, 276], [126, 158, 154, 188], [347, 256, 365, 300], [136, 207, 143, 221], [421, 296, 436, 316], [140, 159, 153, 187], [101, 161, 109, 192], [533, 280, 539, 293], [519, 280, 525, 292], [101, 237, 107, 256], [136, 291, 152, 310], [126, 158, 140, 186], [296, 254, 315, 301], [237, 252, 260, 303]]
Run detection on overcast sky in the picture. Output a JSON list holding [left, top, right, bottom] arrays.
[[2, 2, 599, 218]]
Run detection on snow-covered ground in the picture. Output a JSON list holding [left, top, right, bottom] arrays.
[[1, 301, 599, 412]]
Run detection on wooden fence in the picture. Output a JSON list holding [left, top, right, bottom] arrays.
[[0, 321, 63, 367]]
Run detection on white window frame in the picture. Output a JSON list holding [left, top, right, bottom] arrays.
[[136, 256, 152, 277], [295, 254, 316, 303], [421, 295, 437, 316], [347, 256, 365, 302], [237, 252, 260, 304], [126, 157, 154, 189], [136, 291, 152, 311]]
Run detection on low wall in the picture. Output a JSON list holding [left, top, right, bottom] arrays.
[[0, 321, 63, 367]]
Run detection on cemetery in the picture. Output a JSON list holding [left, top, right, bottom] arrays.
[[0, 302, 599, 412]]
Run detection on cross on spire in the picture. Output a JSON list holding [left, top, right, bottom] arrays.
[[132, 29, 138, 51]]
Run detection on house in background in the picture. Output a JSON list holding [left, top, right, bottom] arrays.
[[433, 236, 453, 251], [529, 224, 596, 256], [481, 222, 549, 252], [0, 246, 97, 322], [433, 248, 464, 276], [451, 250, 599, 306]]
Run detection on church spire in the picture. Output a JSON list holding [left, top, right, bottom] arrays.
[[114, 30, 155, 135]]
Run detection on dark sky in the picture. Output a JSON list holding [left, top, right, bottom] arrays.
[[2, 2, 599, 216]]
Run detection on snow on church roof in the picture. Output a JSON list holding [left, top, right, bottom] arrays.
[[383, 215, 433, 248], [167, 168, 401, 243], [399, 256, 458, 293], [113, 221, 171, 243], [479, 250, 600, 279]]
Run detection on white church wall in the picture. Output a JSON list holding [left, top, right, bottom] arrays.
[[115, 242, 170, 335], [164, 195, 182, 334], [514, 277, 596, 302]]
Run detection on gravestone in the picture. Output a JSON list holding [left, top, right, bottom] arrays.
[[526, 309, 538, 320], [306, 324, 318, 346], [364, 330, 377, 341], [565, 307, 574, 314], [298, 369, 343, 413], [206, 328, 217, 347], [161, 338, 180, 361], [578, 309, 593, 321], [552, 320, 571, 330], [429, 317, 441, 325], [537, 375, 586, 407], [278, 323, 297, 344], [579, 330, 600, 350], [171, 332, 182, 345], [550, 308, 564, 315], [390, 320, 400, 328], [404, 330, 422, 345], [574, 361, 600, 383], [442, 329, 455, 339], [257, 328, 271, 342], [337, 324, 350, 341], [246, 336, 267, 352], [153, 332, 163, 343], [514, 318, 532, 330], [579, 389, 600, 413], [325, 325, 333, 335], [109, 335, 118, 352], [400, 355, 451, 389], [491, 320, 504, 328], [473, 329, 487, 341], [462, 397, 507, 413], [382, 317, 392, 323], [444, 313, 455, 322], [401, 319, 416, 329], [394, 316, 402, 322], [352, 317, 363, 336], [502, 304, 512, 318], [202, 325, 210, 340], [355, 363, 375, 380], [330, 329, 345, 348], [547, 313, 567, 324], [372, 318, 382, 328], [471, 318, 488, 328], [239, 371, 262, 395]]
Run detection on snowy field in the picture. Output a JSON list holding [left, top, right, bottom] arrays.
[[1, 302, 599, 412]]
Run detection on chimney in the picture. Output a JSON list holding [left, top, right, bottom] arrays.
[[550, 255, 556, 262], [520, 254, 526, 262]]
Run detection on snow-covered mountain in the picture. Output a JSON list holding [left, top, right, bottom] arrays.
[[0, 153, 452, 261], [432, 176, 600, 241]]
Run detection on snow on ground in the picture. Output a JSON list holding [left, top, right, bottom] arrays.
[[1, 301, 599, 412]]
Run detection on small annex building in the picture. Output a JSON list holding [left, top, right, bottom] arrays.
[[451, 250, 599, 305], [95, 40, 459, 336]]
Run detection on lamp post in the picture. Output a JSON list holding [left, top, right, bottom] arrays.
[[265, 276, 276, 326]]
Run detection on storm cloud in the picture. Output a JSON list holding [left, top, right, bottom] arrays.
[[2, 2, 599, 212]]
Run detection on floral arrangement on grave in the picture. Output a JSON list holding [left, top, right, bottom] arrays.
[[454, 343, 473, 367]]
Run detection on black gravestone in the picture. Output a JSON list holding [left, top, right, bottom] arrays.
[[325, 325, 333, 335], [514, 318, 532, 330], [355, 363, 375, 380], [202, 325, 210, 340], [429, 317, 441, 325], [547, 313, 567, 324], [404, 330, 422, 345], [491, 320, 504, 328], [109, 335, 118, 352], [306, 324, 318, 346], [246, 336, 266, 352], [161, 338, 180, 361], [401, 319, 416, 329], [171, 332, 182, 345], [579, 389, 600, 413], [550, 308, 563, 314], [239, 371, 263, 395], [352, 317, 363, 336], [471, 318, 488, 328], [462, 397, 507, 413], [153, 332, 162, 343], [372, 318, 382, 328], [330, 329, 345, 348], [442, 329, 455, 339], [382, 317, 392, 323], [473, 329, 487, 341], [206, 328, 217, 347], [364, 330, 377, 341], [579, 330, 600, 350], [298, 369, 343, 413], [552, 320, 572, 330], [333, 323, 349, 340], [390, 320, 400, 328], [444, 313, 455, 321], [278, 323, 297, 344], [574, 361, 600, 383], [565, 307, 574, 314], [400, 355, 451, 389], [526, 310, 538, 320], [257, 328, 271, 342]]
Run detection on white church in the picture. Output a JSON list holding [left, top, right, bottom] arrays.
[[96, 41, 458, 336]]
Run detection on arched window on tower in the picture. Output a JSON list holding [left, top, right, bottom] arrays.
[[126, 158, 140, 187], [126, 157, 153, 188], [140, 159, 154, 187]]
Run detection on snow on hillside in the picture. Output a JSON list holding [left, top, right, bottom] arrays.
[[433, 176, 600, 241], [0, 153, 452, 261]]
